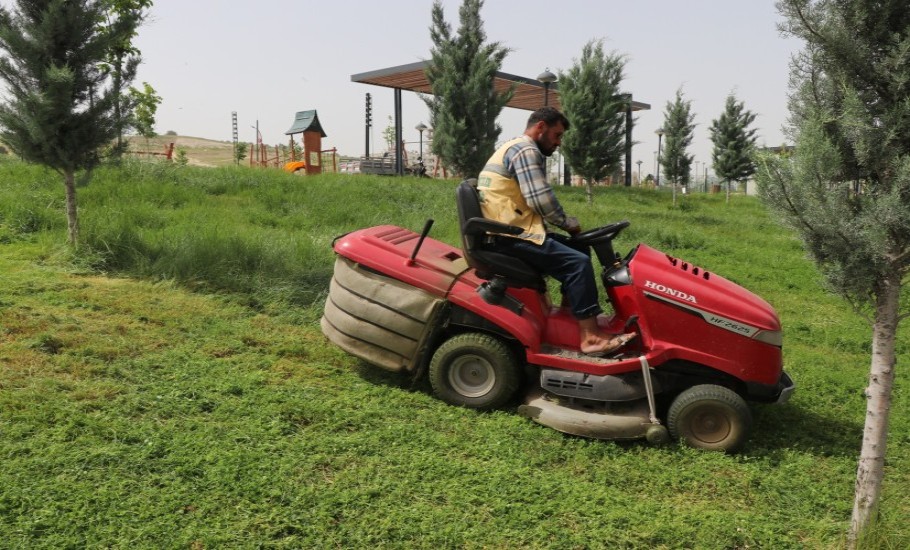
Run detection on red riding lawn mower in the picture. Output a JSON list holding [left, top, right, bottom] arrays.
[[321, 180, 795, 452]]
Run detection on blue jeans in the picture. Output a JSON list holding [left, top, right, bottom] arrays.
[[491, 233, 602, 319]]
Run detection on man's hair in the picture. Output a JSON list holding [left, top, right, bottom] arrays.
[[527, 107, 570, 131]]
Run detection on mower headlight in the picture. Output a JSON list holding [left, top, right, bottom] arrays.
[[753, 330, 783, 347]]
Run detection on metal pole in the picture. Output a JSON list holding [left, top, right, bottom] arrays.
[[365, 93, 372, 158], [624, 95, 632, 186], [231, 111, 238, 165], [394, 88, 403, 175]]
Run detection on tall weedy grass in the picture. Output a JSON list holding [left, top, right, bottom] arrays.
[[0, 157, 907, 547]]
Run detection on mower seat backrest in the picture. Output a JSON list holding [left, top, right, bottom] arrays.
[[455, 179, 545, 290]]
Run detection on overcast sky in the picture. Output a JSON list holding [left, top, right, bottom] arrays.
[[132, 0, 802, 177]]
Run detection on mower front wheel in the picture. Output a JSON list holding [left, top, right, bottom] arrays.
[[667, 384, 752, 453], [429, 333, 520, 411]]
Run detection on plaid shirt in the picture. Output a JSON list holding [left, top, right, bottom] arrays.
[[503, 136, 579, 232]]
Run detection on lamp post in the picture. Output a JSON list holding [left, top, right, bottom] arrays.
[[655, 128, 665, 186], [636, 160, 643, 184], [537, 68, 557, 107], [251, 122, 262, 167], [415, 122, 428, 161]]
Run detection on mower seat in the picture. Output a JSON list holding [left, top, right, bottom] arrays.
[[456, 179, 546, 291]]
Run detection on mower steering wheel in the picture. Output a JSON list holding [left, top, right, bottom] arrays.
[[570, 220, 630, 245]]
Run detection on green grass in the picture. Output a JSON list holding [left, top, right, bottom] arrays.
[[0, 158, 908, 548]]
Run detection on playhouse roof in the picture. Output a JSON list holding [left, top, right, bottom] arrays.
[[285, 110, 327, 137]]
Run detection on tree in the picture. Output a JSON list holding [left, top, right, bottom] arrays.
[[422, 0, 512, 178], [234, 142, 248, 164], [757, 1, 910, 545], [382, 115, 396, 152], [129, 81, 161, 153], [100, 0, 153, 156], [710, 93, 758, 203], [558, 39, 628, 204], [661, 89, 696, 198], [0, 0, 133, 246]]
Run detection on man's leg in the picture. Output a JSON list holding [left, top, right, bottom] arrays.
[[491, 236, 635, 354]]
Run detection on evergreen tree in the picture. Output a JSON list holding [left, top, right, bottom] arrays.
[[558, 39, 628, 204], [0, 0, 127, 245], [661, 89, 695, 190], [423, 0, 512, 178], [758, 1, 910, 545], [710, 94, 758, 202]]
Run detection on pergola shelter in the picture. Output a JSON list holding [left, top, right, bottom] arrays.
[[351, 60, 650, 185]]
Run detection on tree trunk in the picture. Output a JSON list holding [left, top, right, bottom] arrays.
[[585, 179, 593, 205], [64, 170, 79, 247], [114, 55, 124, 154], [847, 271, 900, 547]]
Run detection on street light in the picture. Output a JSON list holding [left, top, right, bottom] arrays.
[[415, 122, 428, 160], [636, 160, 643, 184], [655, 128, 665, 186], [537, 68, 557, 107]]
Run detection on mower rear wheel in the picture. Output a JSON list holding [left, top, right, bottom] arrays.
[[429, 333, 520, 411], [667, 385, 752, 453]]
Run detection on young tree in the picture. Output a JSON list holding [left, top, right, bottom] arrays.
[[558, 39, 628, 204], [661, 89, 696, 197], [758, 1, 910, 545], [0, 0, 128, 246], [710, 94, 758, 203], [101, 0, 153, 156], [129, 81, 161, 153], [423, 0, 512, 178], [382, 115, 395, 152]]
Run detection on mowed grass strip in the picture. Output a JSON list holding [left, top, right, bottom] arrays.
[[0, 158, 907, 548]]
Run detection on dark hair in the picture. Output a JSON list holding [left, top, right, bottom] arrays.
[[527, 107, 570, 131]]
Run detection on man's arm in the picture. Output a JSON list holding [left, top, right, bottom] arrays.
[[508, 143, 580, 233]]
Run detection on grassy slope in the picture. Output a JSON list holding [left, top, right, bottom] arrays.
[[0, 159, 907, 548]]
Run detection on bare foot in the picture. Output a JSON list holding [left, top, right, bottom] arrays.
[[580, 332, 637, 355]]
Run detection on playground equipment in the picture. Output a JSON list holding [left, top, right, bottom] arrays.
[[244, 110, 336, 173], [130, 142, 174, 161], [285, 110, 327, 175]]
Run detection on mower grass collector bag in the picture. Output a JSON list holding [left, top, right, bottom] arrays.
[[321, 256, 444, 373]]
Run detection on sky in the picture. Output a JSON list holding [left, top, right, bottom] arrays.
[[131, 0, 802, 178]]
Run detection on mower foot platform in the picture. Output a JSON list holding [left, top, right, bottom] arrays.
[[518, 388, 657, 441], [538, 345, 633, 364]]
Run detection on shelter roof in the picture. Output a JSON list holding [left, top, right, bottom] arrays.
[[351, 61, 651, 112], [285, 110, 327, 137]]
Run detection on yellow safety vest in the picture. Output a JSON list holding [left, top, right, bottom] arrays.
[[477, 137, 546, 245]]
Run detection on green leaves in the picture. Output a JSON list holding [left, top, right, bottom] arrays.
[[710, 94, 758, 187], [423, 0, 512, 178], [762, 0, 910, 306], [661, 88, 696, 186], [128, 81, 160, 140], [558, 39, 628, 187]]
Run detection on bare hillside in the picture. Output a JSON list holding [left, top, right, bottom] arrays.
[[126, 135, 235, 167]]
